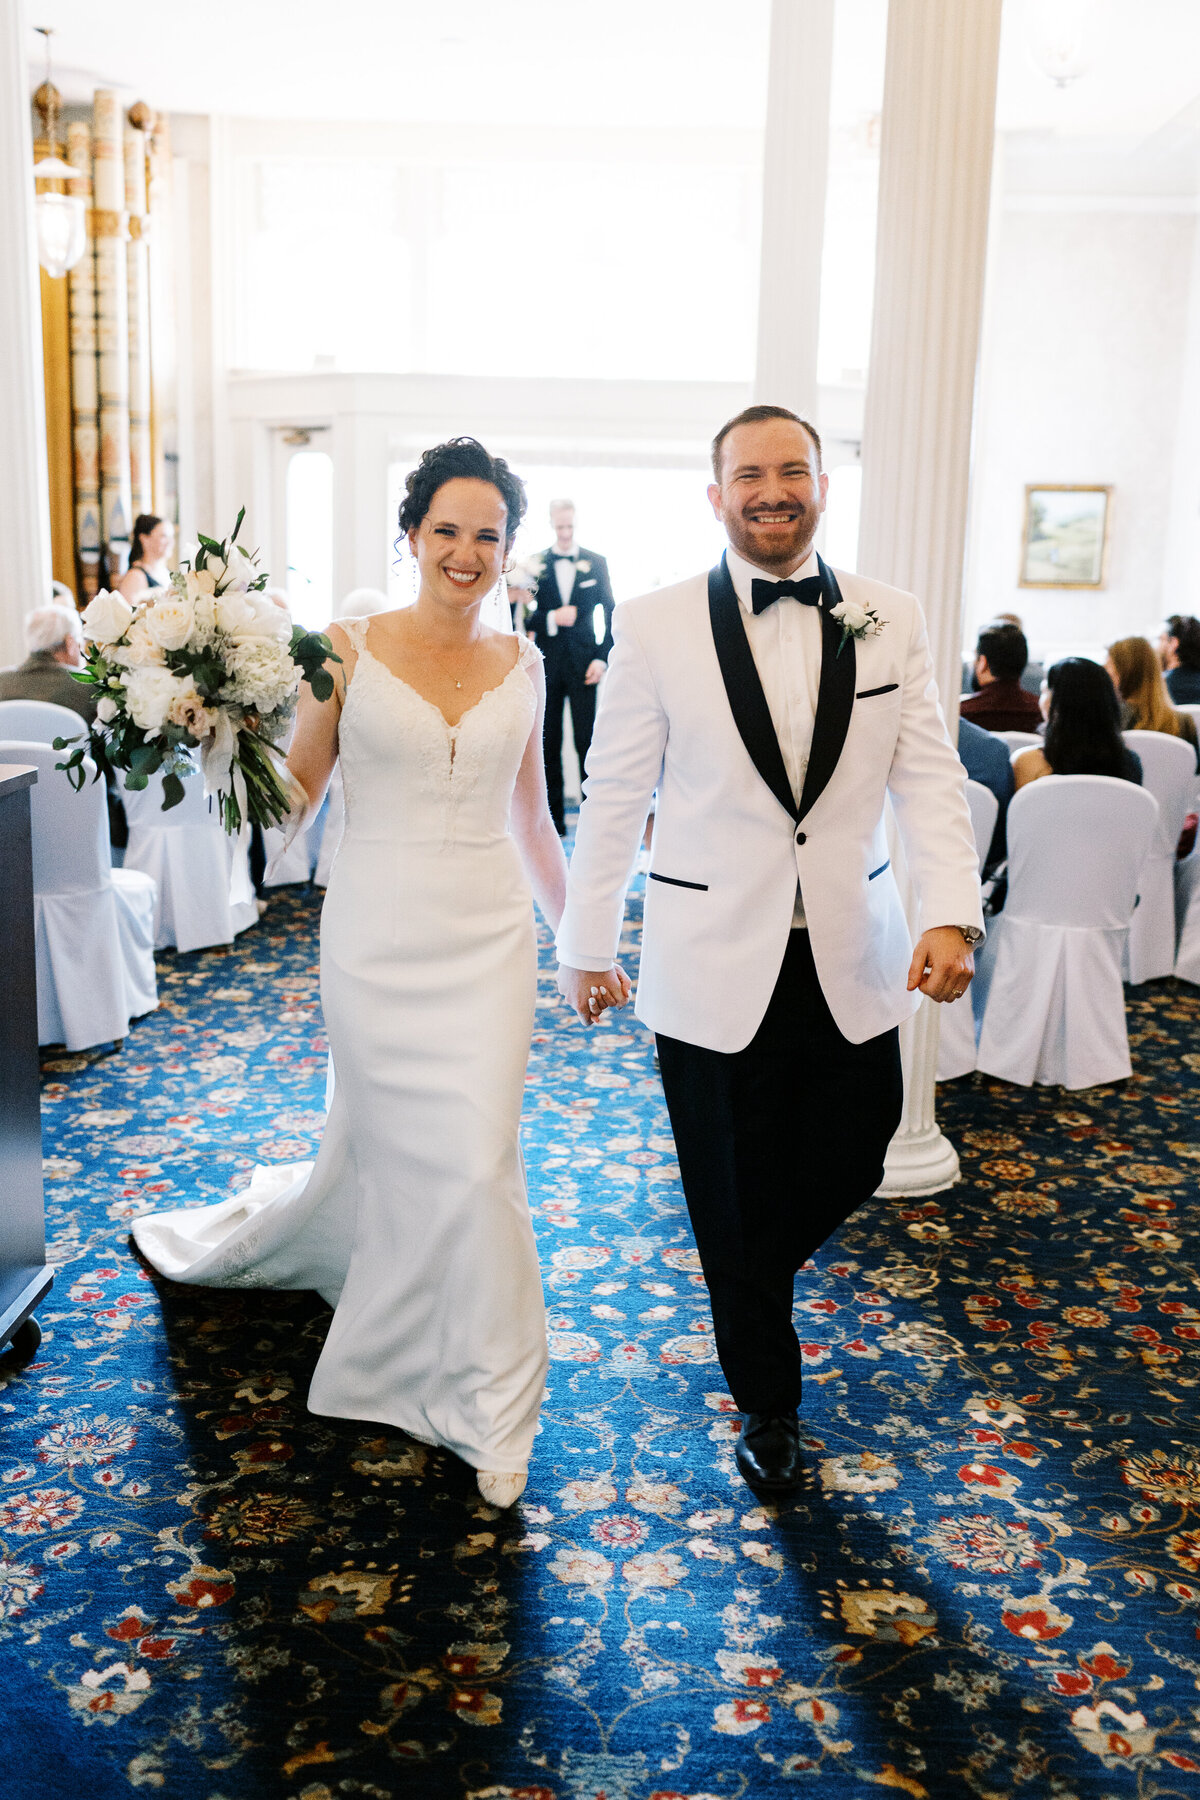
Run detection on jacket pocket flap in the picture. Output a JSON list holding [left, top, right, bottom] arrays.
[[648, 872, 709, 891], [856, 682, 899, 699]]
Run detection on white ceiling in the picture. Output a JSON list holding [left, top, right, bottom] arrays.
[[22, 0, 1200, 146]]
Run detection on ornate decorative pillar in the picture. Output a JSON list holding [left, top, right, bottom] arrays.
[[125, 105, 153, 521], [857, 0, 1003, 1196], [92, 88, 132, 581], [753, 0, 834, 416], [32, 76, 74, 591], [0, 0, 52, 660], [144, 110, 177, 526], [66, 120, 101, 603]]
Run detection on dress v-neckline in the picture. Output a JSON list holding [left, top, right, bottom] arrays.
[[355, 636, 526, 731]]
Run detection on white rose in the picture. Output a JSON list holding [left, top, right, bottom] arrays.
[[124, 667, 184, 734], [82, 589, 133, 645], [144, 594, 195, 652], [833, 598, 869, 632], [186, 568, 216, 599], [112, 617, 165, 668], [95, 695, 120, 724]]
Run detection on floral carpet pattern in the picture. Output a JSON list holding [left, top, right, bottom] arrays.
[[5, 881, 1200, 1799]]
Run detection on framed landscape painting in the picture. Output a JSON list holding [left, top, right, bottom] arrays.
[[1019, 484, 1111, 588]]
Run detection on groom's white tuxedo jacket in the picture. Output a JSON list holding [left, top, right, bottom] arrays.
[[556, 551, 983, 1053]]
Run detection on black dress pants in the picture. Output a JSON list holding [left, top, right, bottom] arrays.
[[543, 653, 597, 832], [656, 929, 903, 1415]]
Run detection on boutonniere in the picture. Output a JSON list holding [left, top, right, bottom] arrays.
[[575, 558, 591, 574], [830, 596, 886, 655]]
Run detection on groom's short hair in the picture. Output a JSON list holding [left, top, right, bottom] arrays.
[[711, 405, 823, 481]]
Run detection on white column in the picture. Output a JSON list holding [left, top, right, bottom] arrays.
[[857, 0, 1003, 1197], [0, 0, 52, 660], [753, 0, 834, 416]]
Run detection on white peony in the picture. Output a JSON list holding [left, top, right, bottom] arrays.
[[185, 568, 216, 600], [95, 695, 120, 725], [82, 589, 133, 645], [221, 590, 291, 644], [143, 594, 195, 652], [124, 666, 186, 734]]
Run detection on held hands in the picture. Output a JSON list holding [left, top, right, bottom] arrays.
[[907, 927, 974, 1004], [552, 604, 578, 628], [558, 963, 633, 1026], [584, 659, 606, 686]]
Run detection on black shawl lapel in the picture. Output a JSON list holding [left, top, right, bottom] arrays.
[[707, 555, 798, 823], [797, 556, 856, 824]]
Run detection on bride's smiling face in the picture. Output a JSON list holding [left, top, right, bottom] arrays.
[[409, 478, 511, 609]]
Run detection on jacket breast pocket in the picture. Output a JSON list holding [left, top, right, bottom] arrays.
[[856, 683, 899, 700], [579, 578, 598, 589], [649, 872, 709, 891]]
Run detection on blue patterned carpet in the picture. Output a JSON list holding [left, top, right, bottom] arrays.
[[6, 877, 1200, 1799]]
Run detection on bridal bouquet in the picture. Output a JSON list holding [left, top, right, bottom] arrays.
[[56, 509, 339, 834]]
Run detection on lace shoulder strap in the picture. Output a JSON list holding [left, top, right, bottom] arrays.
[[516, 631, 541, 669], [339, 615, 370, 656]]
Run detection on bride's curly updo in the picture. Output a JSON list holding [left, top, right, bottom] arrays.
[[398, 437, 527, 545]]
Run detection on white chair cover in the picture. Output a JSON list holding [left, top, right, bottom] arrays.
[[1, 740, 158, 1051], [1176, 850, 1200, 985], [1122, 731, 1194, 983], [974, 775, 1157, 1090], [1173, 703, 1200, 810], [0, 699, 89, 745], [314, 765, 344, 888], [122, 762, 258, 952], [936, 779, 998, 1081], [997, 730, 1042, 756]]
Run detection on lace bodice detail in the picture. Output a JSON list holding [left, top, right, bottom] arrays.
[[335, 618, 539, 850]]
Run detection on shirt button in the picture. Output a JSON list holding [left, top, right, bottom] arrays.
[[795, 830, 806, 845]]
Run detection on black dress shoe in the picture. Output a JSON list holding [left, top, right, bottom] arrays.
[[735, 1411, 802, 1494]]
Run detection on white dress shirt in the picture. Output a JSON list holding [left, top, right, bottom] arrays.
[[724, 541, 823, 928], [553, 547, 578, 605]]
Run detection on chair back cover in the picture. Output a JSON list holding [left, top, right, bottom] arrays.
[[936, 778, 999, 1081], [122, 759, 256, 952], [0, 740, 158, 1049], [0, 699, 89, 745], [996, 730, 1042, 755], [1122, 731, 1194, 982], [974, 776, 1158, 1088], [0, 739, 108, 896], [121, 761, 219, 832]]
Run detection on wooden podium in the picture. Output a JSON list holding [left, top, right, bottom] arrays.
[[0, 766, 52, 1362]]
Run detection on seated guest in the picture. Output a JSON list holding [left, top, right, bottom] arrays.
[[993, 610, 1045, 695], [960, 621, 1044, 732], [0, 602, 95, 722], [1159, 614, 1200, 704], [958, 715, 1013, 870], [1013, 657, 1142, 791], [1106, 635, 1199, 767], [117, 514, 174, 602]]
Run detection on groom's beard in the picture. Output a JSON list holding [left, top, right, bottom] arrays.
[[725, 498, 821, 573]]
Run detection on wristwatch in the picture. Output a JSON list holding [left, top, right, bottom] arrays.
[[957, 925, 984, 946]]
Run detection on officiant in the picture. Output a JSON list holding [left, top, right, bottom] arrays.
[[523, 499, 615, 835]]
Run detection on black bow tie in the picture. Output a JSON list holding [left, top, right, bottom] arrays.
[[551, 551, 576, 562], [750, 575, 823, 615]]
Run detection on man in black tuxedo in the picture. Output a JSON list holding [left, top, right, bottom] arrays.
[[523, 499, 615, 835]]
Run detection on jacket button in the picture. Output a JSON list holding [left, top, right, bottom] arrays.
[[795, 830, 806, 845]]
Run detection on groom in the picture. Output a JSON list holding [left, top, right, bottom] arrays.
[[556, 405, 983, 1495]]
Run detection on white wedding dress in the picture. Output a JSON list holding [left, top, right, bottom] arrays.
[[133, 618, 548, 1476]]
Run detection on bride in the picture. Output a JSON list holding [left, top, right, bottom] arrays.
[[132, 437, 582, 1508]]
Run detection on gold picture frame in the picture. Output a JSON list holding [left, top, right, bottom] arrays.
[[1019, 484, 1111, 589]]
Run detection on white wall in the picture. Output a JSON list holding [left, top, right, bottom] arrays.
[[967, 197, 1197, 664]]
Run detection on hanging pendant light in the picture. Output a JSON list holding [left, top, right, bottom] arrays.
[[31, 27, 86, 279], [1024, 0, 1102, 90]]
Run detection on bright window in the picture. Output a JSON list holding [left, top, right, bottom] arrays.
[[285, 451, 334, 630]]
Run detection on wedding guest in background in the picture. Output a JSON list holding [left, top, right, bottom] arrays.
[[960, 621, 1044, 733], [117, 514, 174, 602], [1159, 614, 1200, 704], [0, 603, 95, 722], [992, 610, 1045, 695], [523, 498, 615, 835], [1012, 657, 1142, 791], [1107, 635, 1200, 767], [958, 715, 1013, 872]]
